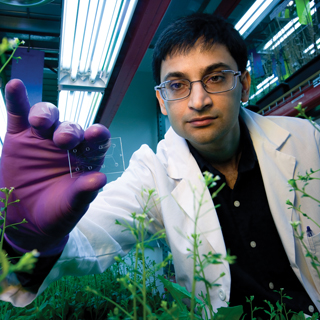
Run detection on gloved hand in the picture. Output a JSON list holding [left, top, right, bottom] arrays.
[[0, 79, 110, 256]]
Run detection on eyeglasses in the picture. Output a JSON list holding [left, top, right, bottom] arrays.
[[154, 70, 241, 101]]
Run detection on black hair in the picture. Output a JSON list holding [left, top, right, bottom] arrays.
[[152, 13, 248, 84]]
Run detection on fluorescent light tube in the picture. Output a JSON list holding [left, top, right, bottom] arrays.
[[58, 90, 103, 129], [257, 74, 275, 90], [60, 0, 138, 84], [58, 90, 68, 120], [238, 0, 273, 36], [105, 0, 138, 77], [90, 0, 118, 82], [61, 0, 78, 70], [78, 0, 99, 74], [263, 1, 315, 50], [58, 0, 138, 130], [71, 0, 89, 80], [96, 0, 122, 77], [250, 76, 278, 100], [70, 91, 80, 122], [235, 0, 266, 32]]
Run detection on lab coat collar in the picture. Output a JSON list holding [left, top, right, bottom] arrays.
[[163, 127, 228, 269]]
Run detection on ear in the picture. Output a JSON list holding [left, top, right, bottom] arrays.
[[156, 90, 168, 116], [240, 70, 251, 103]]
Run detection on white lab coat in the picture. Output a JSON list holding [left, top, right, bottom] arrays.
[[2, 108, 320, 312]]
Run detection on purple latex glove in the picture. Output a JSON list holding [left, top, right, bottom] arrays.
[[0, 79, 110, 256]]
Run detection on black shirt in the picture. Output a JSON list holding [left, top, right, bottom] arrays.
[[188, 118, 316, 318]]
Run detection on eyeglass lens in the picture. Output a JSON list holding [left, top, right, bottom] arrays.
[[161, 71, 237, 101]]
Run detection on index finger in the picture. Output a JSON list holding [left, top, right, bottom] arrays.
[[5, 79, 30, 134]]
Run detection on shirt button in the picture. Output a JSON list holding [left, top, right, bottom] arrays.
[[269, 282, 274, 289], [309, 305, 314, 313], [234, 200, 240, 207], [250, 241, 256, 248], [218, 288, 226, 301]]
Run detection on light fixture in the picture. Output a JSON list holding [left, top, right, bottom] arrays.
[[58, 0, 138, 126], [249, 75, 278, 100], [58, 90, 103, 129], [235, 0, 279, 39], [246, 60, 252, 73], [304, 38, 320, 54], [263, 1, 315, 51], [59, 0, 138, 91], [0, 89, 7, 155], [0, 0, 53, 6], [257, 74, 275, 90]]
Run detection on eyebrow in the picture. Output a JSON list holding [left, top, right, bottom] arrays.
[[204, 62, 234, 74], [163, 62, 234, 82], [163, 71, 186, 82]]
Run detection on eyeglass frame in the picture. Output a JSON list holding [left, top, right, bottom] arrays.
[[154, 70, 242, 101]]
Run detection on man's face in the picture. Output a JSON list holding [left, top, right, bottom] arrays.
[[156, 43, 251, 153]]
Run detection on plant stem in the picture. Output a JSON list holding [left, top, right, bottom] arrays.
[[197, 246, 213, 318], [86, 287, 134, 319], [295, 187, 320, 205], [0, 45, 19, 74], [141, 220, 147, 320], [190, 186, 207, 319], [190, 231, 197, 320], [0, 189, 9, 251], [293, 227, 320, 279], [133, 246, 138, 320], [292, 205, 320, 229]]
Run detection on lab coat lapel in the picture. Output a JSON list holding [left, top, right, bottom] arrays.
[[164, 128, 228, 268], [241, 108, 297, 264]]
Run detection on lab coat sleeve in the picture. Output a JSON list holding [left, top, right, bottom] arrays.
[[0, 144, 165, 307]]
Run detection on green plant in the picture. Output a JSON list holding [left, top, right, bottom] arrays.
[[280, 103, 320, 319], [143, 105, 320, 318], [294, 103, 320, 133], [2, 102, 319, 318], [87, 188, 171, 320], [263, 289, 294, 320], [244, 296, 263, 320], [0, 37, 24, 74], [287, 104, 320, 280], [0, 187, 38, 292], [87, 173, 244, 319], [172, 172, 239, 319]]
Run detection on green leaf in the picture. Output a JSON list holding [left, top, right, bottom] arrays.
[[194, 275, 212, 287], [286, 200, 293, 206], [288, 179, 298, 189], [158, 275, 203, 310], [212, 305, 243, 320], [310, 312, 319, 320], [158, 309, 202, 320], [276, 300, 283, 312], [292, 311, 307, 320], [0, 250, 10, 282]]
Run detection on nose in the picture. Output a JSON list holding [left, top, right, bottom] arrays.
[[188, 81, 213, 111]]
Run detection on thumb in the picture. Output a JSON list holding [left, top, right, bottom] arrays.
[[38, 172, 107, 237], [68, 171, 107, 212]]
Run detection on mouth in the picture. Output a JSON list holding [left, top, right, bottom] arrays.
[[187, 116, 217, 127]]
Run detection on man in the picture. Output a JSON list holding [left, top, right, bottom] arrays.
[[0, 13, 319, 318]]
